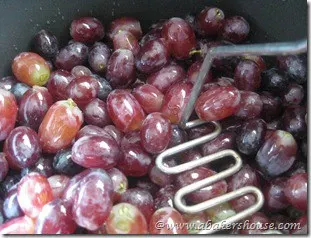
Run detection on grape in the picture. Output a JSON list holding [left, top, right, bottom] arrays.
[[161, 17, 196, 59], [147, 63, 186, 93], [263, 177, 289, 212], [182, 149, 202, 164], [132, 84, 164, 113], [201, 132, 236, 156], [88, 42, 111, 74], [239, 212, 270, 234], [149, 207, 188, 234], [161, 82, 193, 124], [112, 30, 140, 55], [71, 65, 92, 77], [4, 126, 41, 170], [3, 185, 23, 220], [236, 119, 267, 155], [106, 49, 135, 88], [154, 185, 176, 209], [175, 167, 227, 203], [106, 203, 148, 234], [282, 105, 307, 139], [17, 173, 54, 218], [187, 60, 213, 84], [243, 55, 266, 72], [234, 91, 263, 119], [149, 161, 174, 187], [220, 117, 244, 133], [72, 134, 121, 169], [47, 69, 74, 101], [0, 76, 17, 92], [135, 177, 159, 198], [72, 169, 113, 230], [135, 39, 170, 74], [196, 7, 225, 36], [205, 202, 236, 223], [0, 153, 8, 182], [0, 216, 35, 234], [54, 42, 89, 71], [140, 21, 164, 45], [104, 125, 124, 146], [187, 124, 214, 140], [117, 146, 152, 177], [48, 175, 70, 199], [21, 156, 54, 178], [168, 124, 188, 148], [120, 188, 154, 222], [83, 98, 112, 127], [220, 16, 250, 43], [256, 130, 297, 177], [18, 86, 53, 131], [35, 199, 76, 234], [70, 17, 104, 43], [260, 92, 283, 122], [277, 55, 307, 84], [107, 168, 128, 202], [12, 52, 50, 86], [0, 175, 21, 199], [282, 83, 304, 105], [284, 173, 307, 211], [93, 75, 113, 100], [107, 89, 145, 132], [261, 68, 289, 93], [140, 112, 171, 154], [234, 60, 261, 91], [0, 89, 16, 141], [38, 99, 83, 153], [108, 17, 142, 40], [183, 212, 209, 234], [53, 148, 84, 176], [67, 75, 99, 108], [32, 29, 59, 58], [76, 125, 109, 140], [195, 86, 240, 122]]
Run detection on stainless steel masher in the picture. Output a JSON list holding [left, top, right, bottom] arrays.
[[155, 39, 307, 234]]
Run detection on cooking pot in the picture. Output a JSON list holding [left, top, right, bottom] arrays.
[[0, 0, 307, 76]]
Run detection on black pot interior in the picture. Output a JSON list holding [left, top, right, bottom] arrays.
[[0, 0, 307, 76]]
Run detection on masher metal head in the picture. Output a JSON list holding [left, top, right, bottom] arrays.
[[155, 39, 307, 234]]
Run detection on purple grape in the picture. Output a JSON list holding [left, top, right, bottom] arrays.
[[53, 148, 84, 176], [282, 105, 307, 139], [83, 99, 112, 127], [0, 76, 17, 92], [33, 29, 59, 58]]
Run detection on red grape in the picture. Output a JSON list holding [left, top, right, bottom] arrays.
[[70, 17, 104, 43], [147, 63, 186, 93], [53, 148, 83, 176], [282, 105, 307, 139], [239, 212, 270, 234], [196, 7, 225, 36], [161, 82, 193, 124], [140, 112, 171, 154], [83, 98, 112, 127], [47, 69, 74, 101], [282, 83, 304, 105], [183, 212, 209, 234], [107, 168, 128, 202], [187, 124, 214, 140], [72, 134, 121, 169], [33, 29, 59, 58], [148, 158, 176, 187], [72, 169, 113, 230], [161, 17, 196, 59], [18, 86, 53, 130], [112, 30, 140, 55], [135, 38, 170, 74], [54, 42, 89, 71], [168, 124, 188, 148], [12, 52, 50, 86], [256, 130, 297, 177], [234, 91, 263, 119], [149, 207, 188, 234], [104, 125, 124, 146], [108, 17, 142, 40], [0, 88, 18, 141], [35, 199, 76, 234], [0, 215, 35, 234], [0, 153, 8, 182], [17, 173, 54, 218], [0, 76, 17, 92], [201, 132, 236, 156], [88, 42, 111, 74], [195, 86, 241, 122], [107, 89, 145, 132], [243, 55, 266, 72], [187, 60, 213, 84], [154, 185, 176, 209], [132, 84, 164, 113], [106, 49, 135, 88], [260, 92, 283, 122], [284, 173, 307, 211], [220, 16, 250, 43], [234, 60, 261, 91], [4, 126, 41, 170], [76, 125, 109, 140], [3, 185, 23, 220], [135, 177, 159, 198], [106, 203, 148, 234], [71, 65, 92, 77]]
